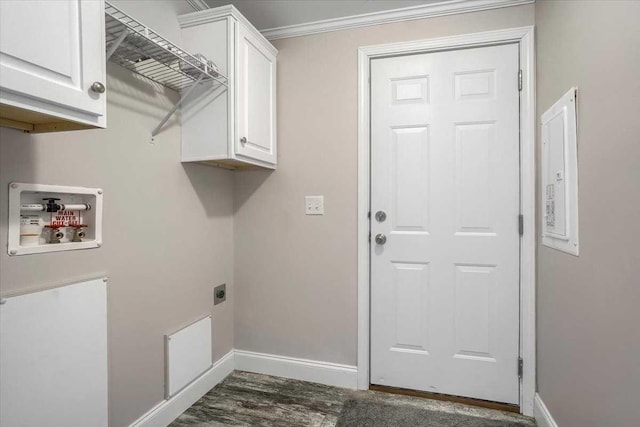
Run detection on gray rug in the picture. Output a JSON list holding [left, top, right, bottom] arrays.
[[336, 399, 531, 427]]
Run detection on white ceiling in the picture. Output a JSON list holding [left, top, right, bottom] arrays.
[[203, 0, 440, 30]]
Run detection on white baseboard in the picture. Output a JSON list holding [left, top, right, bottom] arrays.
[[129, 350, 234, 427], [234, 349, 358, 390], [534, 393, 559, 427]]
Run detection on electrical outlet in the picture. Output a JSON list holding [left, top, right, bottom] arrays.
[[214, 284, 226, 305], [305, 196, 324, 215]]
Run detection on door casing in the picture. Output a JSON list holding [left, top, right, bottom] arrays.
[[357, 26, 536, 416]]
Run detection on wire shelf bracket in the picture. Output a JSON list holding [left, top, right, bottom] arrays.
[[151, 74, 204, 141], [104, 1, 228, 142]]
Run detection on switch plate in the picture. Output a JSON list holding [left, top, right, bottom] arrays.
[[214, 284, 226, 305], [305, 196, 324, 215]]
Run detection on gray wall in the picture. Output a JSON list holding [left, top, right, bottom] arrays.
[[535, 1, 640, 426], [0, 2, 234, 426], [233, 4, 535, 365]]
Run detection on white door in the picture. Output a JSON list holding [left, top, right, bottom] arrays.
[[235, 22, 277, 165], [370, 43, 521, 404], [0, 0, 106, 118]]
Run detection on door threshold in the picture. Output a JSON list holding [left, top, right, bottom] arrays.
[[369, 384, 520, 414]]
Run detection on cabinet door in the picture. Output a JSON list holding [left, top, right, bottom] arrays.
[[0, 0, 106, 121], [235, 23, 277, 165]]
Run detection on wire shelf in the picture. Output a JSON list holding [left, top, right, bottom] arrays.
[[105, 1, 227, 92]]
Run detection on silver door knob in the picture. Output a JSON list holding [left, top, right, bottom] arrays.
[[375, 234, 387, 245], [90, 81, 106, 93], [240, 137, 247, 144], [375, 210, 387, 222]]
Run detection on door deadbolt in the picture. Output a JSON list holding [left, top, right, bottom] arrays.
[[375, 234, 387, 245], [375, 211, 387, 222]]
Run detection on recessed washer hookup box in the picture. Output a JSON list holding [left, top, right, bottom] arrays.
[[8, 182, 103, 256]]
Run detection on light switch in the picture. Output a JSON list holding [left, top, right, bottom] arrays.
[[305, 196, 324, 215]]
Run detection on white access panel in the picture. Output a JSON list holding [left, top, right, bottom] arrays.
[[165, 315, 212, 397], [0, 278, 108, 427], [541, 88, 579, 255]]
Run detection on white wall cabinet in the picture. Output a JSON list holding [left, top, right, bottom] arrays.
[[0, 0, 106, 133], [179, 6, 277, 170]]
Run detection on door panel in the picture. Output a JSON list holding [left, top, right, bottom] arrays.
[[235, 23, 276, 164], [454, 264, 495, 360], [455, 122, 494, 233], [370, 43, 520, 404], [0, 0, 105, 116], [391, 261, 430, 354], [392, 126, 430, 232]]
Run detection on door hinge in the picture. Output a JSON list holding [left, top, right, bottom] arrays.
[[518, 214, 524, 236], [368, 232, 371, 243], [518, 357, 523, 378], [518, 69, 523, 91]]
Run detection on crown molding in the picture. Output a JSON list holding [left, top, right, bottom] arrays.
[[179, 4, 236, 26], [261, 0, 534, 40], [185, 0, 209, 12]]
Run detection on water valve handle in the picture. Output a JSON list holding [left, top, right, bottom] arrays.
[[42, 198, 62, 212]]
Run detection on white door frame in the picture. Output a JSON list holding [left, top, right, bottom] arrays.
[[357, 26, 536, 415]]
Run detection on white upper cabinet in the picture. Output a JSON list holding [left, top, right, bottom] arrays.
[[179, 6, 278, 170], [0, 0, 107, 133]]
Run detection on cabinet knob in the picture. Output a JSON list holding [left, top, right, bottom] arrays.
[[240, 137, 247, 144], [375, 234, 387, 245], [90, 81, 106, 94]]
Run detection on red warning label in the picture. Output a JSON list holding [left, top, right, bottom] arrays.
[[51, 210, 80, 227]]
